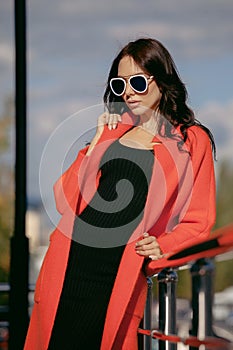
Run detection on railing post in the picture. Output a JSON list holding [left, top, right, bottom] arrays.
[[158, 268, 178, 350], [190, 258, 215, 350], [144, 277, 153, 350], [9, 0, 29, 349], [138, 277, 153, 350]]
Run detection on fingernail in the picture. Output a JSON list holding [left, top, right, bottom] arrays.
[[149, 255, 157, 260]]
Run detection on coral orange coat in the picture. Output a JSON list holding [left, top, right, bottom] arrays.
[[24, 112, 216, 350]]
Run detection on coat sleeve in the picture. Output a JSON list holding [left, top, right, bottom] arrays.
[[156, 126, 216, 254], [53, 145, 89, 215]]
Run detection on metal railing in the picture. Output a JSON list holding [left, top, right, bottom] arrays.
[[139, 260, 231, 350], [138, 224, 233, 350]]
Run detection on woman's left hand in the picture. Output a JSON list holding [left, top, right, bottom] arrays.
[[135, 232, 164, 260]]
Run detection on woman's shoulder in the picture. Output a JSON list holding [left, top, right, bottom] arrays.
[[182, 124, 214, 161], [186, 125, 211, 148]]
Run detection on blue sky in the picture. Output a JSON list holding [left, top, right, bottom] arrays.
[[0, 0, 233, 224]]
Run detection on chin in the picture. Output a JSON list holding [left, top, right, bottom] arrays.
[[130, 105, 152, 116]]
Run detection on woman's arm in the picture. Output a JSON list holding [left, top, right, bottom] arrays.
[[134, 126, 216, 260], [155, 126, 216, 254]]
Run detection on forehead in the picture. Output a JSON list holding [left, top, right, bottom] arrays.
[[118, 56, 144, 77]]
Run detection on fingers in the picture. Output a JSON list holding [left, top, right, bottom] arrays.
[[136, 248, 162, 257], [149, 253, 168, 261], [136, 241, 158, 251], [98, 112, 121, 130], [135, 232, 163, 260], [108, 113, 122, 130], [136, 246, 162, 257], [135, 233, 159, 249]]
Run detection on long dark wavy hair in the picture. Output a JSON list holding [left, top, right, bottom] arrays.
[[103, 38, 216, 158]]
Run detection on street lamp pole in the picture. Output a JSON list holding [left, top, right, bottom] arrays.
[[9, 0, 29, 348]]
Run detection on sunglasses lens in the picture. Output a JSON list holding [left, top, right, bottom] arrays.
[[130, 76, 147, 93], [111, 79, 125, 95]]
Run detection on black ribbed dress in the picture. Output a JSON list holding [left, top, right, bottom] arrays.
[[48, 139, 154, 350]]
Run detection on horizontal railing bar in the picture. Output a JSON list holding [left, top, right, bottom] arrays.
[[215, 250, 233, 262], [0, 283, 35, 293]]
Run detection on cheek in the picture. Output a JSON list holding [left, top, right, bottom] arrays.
[[152, 84, 162, 99], [146, 88, 162, 107]]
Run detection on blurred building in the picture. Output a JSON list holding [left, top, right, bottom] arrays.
[[26, 198, 51, 285]]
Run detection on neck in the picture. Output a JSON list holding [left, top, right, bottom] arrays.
[[138, 111, 160, 135]]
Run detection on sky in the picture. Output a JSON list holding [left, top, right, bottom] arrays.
[[0, 0, 233, 226]]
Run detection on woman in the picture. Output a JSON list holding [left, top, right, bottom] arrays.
[[24, 38, 216, 350]]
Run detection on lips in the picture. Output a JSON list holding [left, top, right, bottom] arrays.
[[127, 100, 140, 109]]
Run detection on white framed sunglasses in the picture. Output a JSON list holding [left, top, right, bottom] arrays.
[[110, 74, 154, 96]]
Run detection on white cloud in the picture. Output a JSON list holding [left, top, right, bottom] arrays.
[[109, 22, 202, 41], [108, 19, 233, 59], [198, 99, 233, 162], [24, 0, 233, 61], [0, 43, 13, 66], [57, 0, 233, 19]]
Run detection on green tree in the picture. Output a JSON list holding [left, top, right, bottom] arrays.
[[215, 160, 233, 229], [214, 160, 233, 291], [0, 96, 14, 283]]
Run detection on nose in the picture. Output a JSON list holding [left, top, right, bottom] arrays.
[[124, 80, 135, 96]]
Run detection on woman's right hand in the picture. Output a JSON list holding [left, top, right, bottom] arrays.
[[96, 112, 122, 135], [86, 112, 122, 156]]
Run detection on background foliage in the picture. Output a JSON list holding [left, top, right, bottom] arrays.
[[0, 97, 14, 284]]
